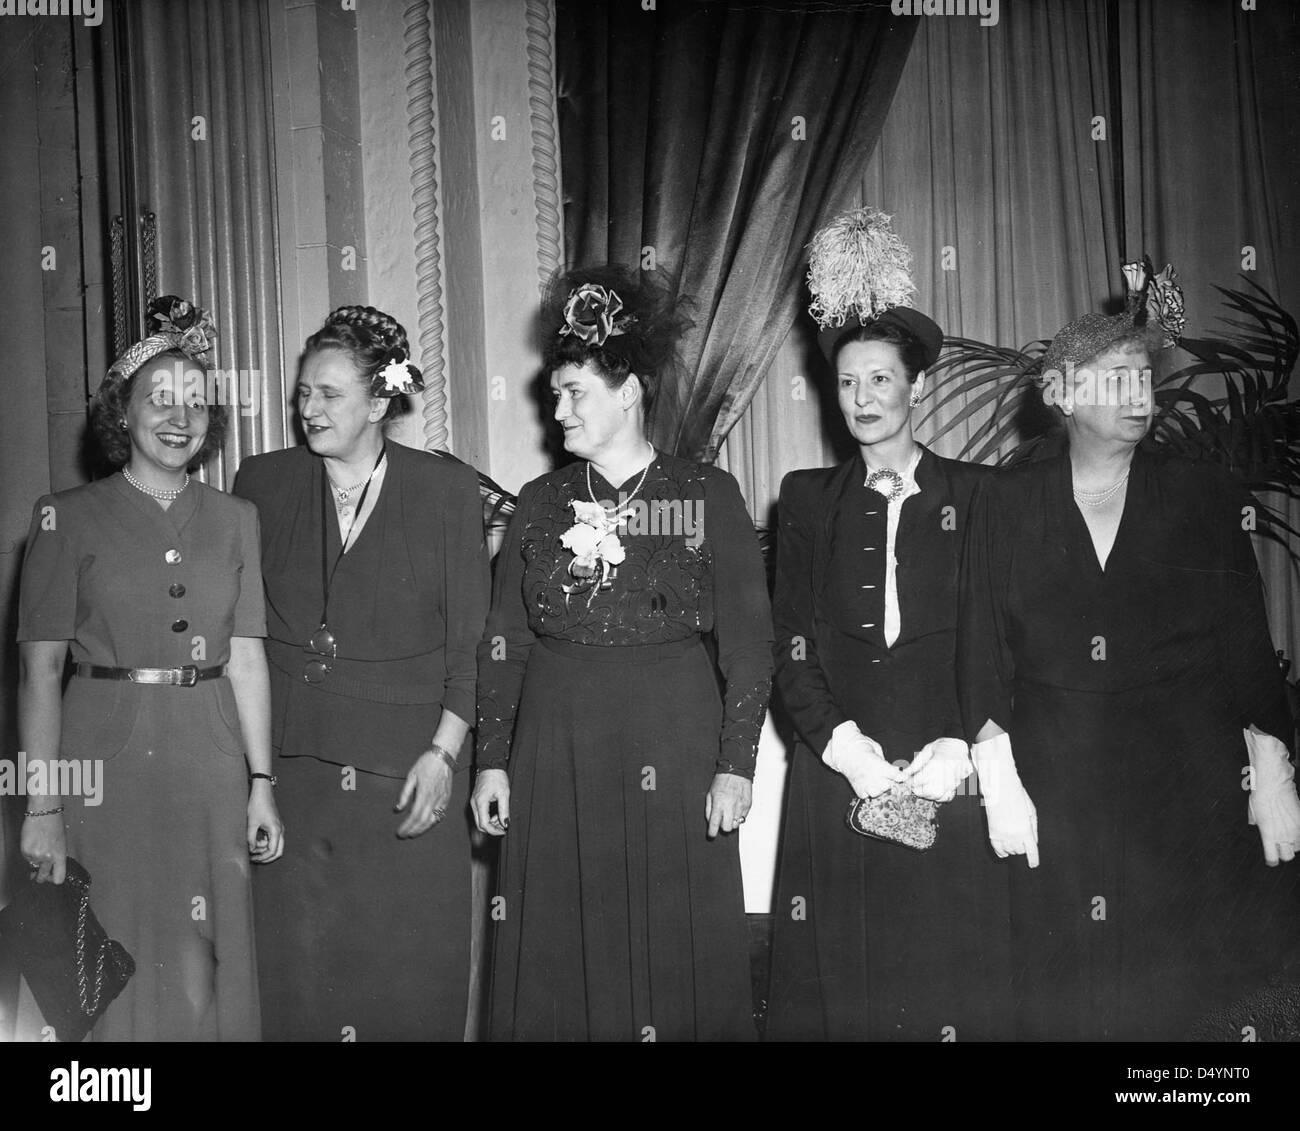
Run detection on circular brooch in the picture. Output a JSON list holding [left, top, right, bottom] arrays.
[[865, 467, 905, 503]]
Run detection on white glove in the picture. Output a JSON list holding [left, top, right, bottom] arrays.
[[972, 731, 1039, 867], [822, 720, 905, 799], [904, 737, 974, 802], [1244, 729, 1300, 866]]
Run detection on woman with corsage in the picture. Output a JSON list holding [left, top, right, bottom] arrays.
[[473, 266, 773, 1041], [17, 296, 282, 1041], [233, 306, 490, 1040], [765, 209, 1012, 1041], [959, 261, 1300, 1039]]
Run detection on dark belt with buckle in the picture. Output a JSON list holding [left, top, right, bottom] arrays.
[[73, 663, 226, 687]]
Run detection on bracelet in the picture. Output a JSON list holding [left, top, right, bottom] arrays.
[[428, 744, 458, 771], [249, 772, 277, 787], [25, 805, 65, 818]]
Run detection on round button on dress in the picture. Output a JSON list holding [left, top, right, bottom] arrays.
[[169, 583, 186, 598], [165, 549, 183, 564], [171, 619, 189, 632]]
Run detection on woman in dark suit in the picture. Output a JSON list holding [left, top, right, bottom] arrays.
[[234, 306, 490, 1040], [766, 305, 1012, 1041], [959, 263, 1300, 1039]]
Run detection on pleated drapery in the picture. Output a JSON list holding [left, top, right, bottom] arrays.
[[557, 0, 918, 463], [121, 0, 288, 487]]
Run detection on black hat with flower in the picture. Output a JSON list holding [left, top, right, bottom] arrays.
[[541, 264, 694, 419], [1039, 256, 1185, 379]]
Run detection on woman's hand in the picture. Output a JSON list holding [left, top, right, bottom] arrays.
[[396, 749, 455, 838], [21, 812, 67, 884], [822, 721, 904, 798], [471, 769, 511, 836], [247, 782, 284, 863], [904, 737, 974, 802], [705, 773, 752, 839]]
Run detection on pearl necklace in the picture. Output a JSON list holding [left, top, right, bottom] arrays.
[[587, 452, 654, 516], [327, 455, 385, 505], [1073, 471, 1129, 508], [124, 466, 190, 500]]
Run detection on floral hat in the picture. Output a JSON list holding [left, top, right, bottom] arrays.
[[1040, 257, 1185, 376], [106, 295, 217, 386]]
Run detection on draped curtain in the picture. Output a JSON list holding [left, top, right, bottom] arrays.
[[726, 0, 1300, 660], [121, 0, 288, 487], [556, 0, 918, 461]]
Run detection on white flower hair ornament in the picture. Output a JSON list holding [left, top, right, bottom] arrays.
[[373, 351, 425, 397]]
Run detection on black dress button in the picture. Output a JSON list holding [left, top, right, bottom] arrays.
[[171, 619, 189, 632], [169, 583, 186, 598]]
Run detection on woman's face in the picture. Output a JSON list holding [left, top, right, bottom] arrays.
[[836, 339, 921, 450], [550, 361, 638, 460], [297, 348, 385, 459], [126, 355, 210, 475], [1062, 344, 1153, 445]]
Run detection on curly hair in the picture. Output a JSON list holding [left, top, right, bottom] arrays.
[[829, 319, 929, 382], [303, 305, 421, 422], [540, 264, 693, 422], [91, 350, 229, 469]]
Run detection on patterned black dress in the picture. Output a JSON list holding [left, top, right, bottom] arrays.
[[477, 452, 772, 1041]]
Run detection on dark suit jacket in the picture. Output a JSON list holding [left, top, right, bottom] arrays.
[[233, 440, 490, 775], [772, 447, 989, 758]]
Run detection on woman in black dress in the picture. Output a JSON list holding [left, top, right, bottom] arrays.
[[472, 267, 773, 1041], [766, 305, 1012, 1041], [959, 263, 1300, 1039], [234, 306, 490, 1040]]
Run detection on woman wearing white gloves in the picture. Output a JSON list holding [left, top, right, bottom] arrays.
[[766, 219, 1013, 1041], [959, 261, 1300, 1040]]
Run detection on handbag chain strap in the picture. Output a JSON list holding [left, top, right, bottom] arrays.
[[75, 883, 107, 1017]]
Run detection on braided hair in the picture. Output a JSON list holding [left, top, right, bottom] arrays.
[[304, 305, 423, 421]]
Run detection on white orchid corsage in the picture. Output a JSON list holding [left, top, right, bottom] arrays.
[[559, 499, 626, 595]]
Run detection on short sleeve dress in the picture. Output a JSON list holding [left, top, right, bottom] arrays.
[[16, 473, 266, 1042], [477, 453, 773, 1041]]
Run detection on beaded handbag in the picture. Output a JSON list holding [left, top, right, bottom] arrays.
[[846, 784, 939, 851], [0, 857, 135, 1042]]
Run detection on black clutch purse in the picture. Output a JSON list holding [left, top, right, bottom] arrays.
[[846, 784, 939, 851], [0, 857, 135, 1042]]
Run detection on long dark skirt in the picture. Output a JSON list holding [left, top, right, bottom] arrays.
[[767, 726, 1013, 1042], [1010, 673, 1300, 1041], [253, 754, 473, 1041], [487, 636, 755, 1042]]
